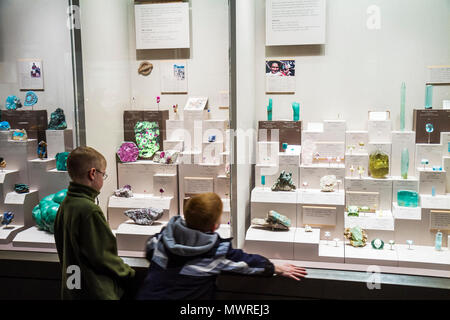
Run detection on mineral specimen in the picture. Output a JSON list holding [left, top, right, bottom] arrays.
[[12, 129, 27, 141], [5, 95, 22, 110], [320, 175, 337, 192], [124, 207, 164, 225], [24, 91, 38, 107], [114, 185, 133, 198], [117, 142, 139, 162], [0, 158, 6, 170], [371, 238, 384, 250], [1, 212, 14, 226], [251, 210, 291, 231], [397, 190, 418, 207], [14, 183, 29, 194], [32, 189, 67, 233], [401, 148, 409, 179], [369, 150, 389, 178], [152, 150, 179, 164], [267, 99, 272, 121], [138, 61, 153, 76], [134, 121, 160, 159], [55, 152, 70, 171], [0, 121, 10, 131], [37, 141, 47, 159], [347, 206, 359, 217], [344, 226, 368, 247], [48, 108, 67, 130], [304, 225, 312, 232], [271, 170, 296, 191], [292, 102, 299, 121]]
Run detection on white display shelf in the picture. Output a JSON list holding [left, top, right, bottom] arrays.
[[344, 243, 398, 267], [278, 153, 300, 166], [300, 189, 345, 205], [392, 202, 421, 220], [4, 189, 39, 205], [216, 224, 231, 239], [293, 227, 320, 261], [244, 226, 295, 260], [115, 220, 167, 252], [318, 240, 345, 263], [396, 244, 450, 271], [108, 194, 173, 209], [0, 170, 19, 199], [300, 163, 346, 169], [344, 210, 395, 231], [420, 194, 450, 209], [251, 187, 298, 204], [0, 130, 11, 141], [0, 225, 27, 244], [12, 226, 55, 248]]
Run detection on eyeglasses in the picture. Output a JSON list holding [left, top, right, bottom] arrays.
[[95, 169, 108, 180]]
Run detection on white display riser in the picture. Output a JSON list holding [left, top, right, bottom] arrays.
[[417, 168, 446, 195], [344, 243, 398, 267], [317, 240, 345, 263], [0, 225, 27, 244], [441, 132, 450, 156], [4, 189, 39, 227], [300, 189, 345, 205], [344, 211, 395, 241], [251, 202, 297, 228], [0, 139, 37, 184], [420, 194, 450, 209], [244, 226, 296, 260], [215, 175, 230, 200], [221, 198, 231, 224], [115, 220, 167, 252], [166, 120, 185, 141], [394, 207, 449, 247], [256, 141, 279, 165], [178, 163, 225, 211], [202, 141, 224, 164], [12, 226, 55, 249], [179, 151, 202, 164], [0, 131, 11, 142], [345, 131, 369, 152], [345, 153, 368, 178], [153, 172, 177, 198], [117, 160, 177, 194], [300, 165, 345, 190], [29, 159, 70, 199], [107, 195, 176, 230], [367, 119, 392, 143], [391, 131, 416, 178], [45, 129, 73, 158], [345, 177, 393, 210], [163, 140, 184, 152], [255, 164, 299, 188], [444, 157, 450, 193], [293, 227, 320, 261], [415, 143, 443, 174], [216, 224, 231, 239], [0, 170, 19, 204]]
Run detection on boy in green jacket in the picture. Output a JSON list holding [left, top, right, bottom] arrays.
[[54, 146, 135, 299]]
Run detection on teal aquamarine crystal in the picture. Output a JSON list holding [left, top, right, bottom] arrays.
[[292, 102, 299, 121], [401, 148, 409, 179], [267, 99, 272, 121], [397, 190, 418, 207]]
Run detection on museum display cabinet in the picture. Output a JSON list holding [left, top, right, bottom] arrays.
[[0, 0, 449, 299]]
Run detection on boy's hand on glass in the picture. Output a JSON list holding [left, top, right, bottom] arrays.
[[274, 263, 308, 281]]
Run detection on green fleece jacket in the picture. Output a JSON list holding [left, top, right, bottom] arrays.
[[54, 182, 135, 300]]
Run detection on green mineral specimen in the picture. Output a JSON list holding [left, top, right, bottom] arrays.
[[397, 190, 418, 207], [134, 121, 160, 158], [32, 189, 67, 233], [344, 226, 368, 247], [271, 170, 296, 191], [55, 152, 70, 171], [48, 108, 67, 130], [369, 151, 389, 178]]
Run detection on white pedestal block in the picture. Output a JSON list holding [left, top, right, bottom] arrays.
[[322, 120, 346, 141], [251, 187, 298, 204], [396, 244, 450, 271], [153, 173, 177, 198], [420, 194, 450, 209], [256, 141, 279, 165], [368, 119, 392, 143], [444, 157, 450, 193], [118, 161, 177, 194], [317, 240, 345, 263], [4, 189, 39, 227], [345, 131, 369, 154], [0, 139, 37, 184], [115, 220, 166, 251], [107, 195, 175, 229], [441, 132, 450, 156], [166, 120, 185, 141], [12, 226, 55, 248], [45, 129, 73, 158], [293, 227, 320, 261], [0, 225, 27, 244], [392, 202, 421, 220], [345, 153, 369, 177], [391, 131, 416, 178], [217, 224, 231, 238], [244, 226, 295, 259], [344, 211, 395, 241], [418, 168, 446, 195], [300, 189, 345, 205], [345, 177, 393, 210], [415, 144, 443, 174], [344, 243, 398, 267], [215, 175, 230, 199], [221, 198, 230, 224], [0, 170, 19, 203], [163, 140, 184, 152], [202, 141, 224, 164], [0, 131, 11, 141], [279, 153, 300, 166], [179, 151, 202, 165], [29, 159, 70, 199], [300, 165, 345, 190]]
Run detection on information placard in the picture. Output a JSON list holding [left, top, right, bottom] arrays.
[[430, 210, 450, 231], [302, 206, 336, 226]]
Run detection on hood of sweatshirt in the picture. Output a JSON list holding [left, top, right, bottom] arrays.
[[160, 216, 218, 257]]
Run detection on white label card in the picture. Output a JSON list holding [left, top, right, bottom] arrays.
[[430, 210, 450, 231], [184, 177, 214, 194], [302, 206, 336, 226]]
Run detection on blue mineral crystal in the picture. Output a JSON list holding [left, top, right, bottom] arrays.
[[5, 95, 22, 110], [2, 212, 14, 226], [24, 91, 38, 107], [397, 190, 418, 207], [0, 121, 10, 131]]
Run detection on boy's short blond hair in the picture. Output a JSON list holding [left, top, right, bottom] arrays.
[[184, 193, 223, 232], [67, 146, 106, 181]]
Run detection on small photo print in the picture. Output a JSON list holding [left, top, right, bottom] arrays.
[[265, 60, 295, 76], [30, 62, 42, 78], [173, 64, 185, 80]]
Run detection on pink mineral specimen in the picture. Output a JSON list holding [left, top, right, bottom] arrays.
[[117, 142, 139, 162]]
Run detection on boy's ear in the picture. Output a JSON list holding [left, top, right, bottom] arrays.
[[87, 168, 96, 181]]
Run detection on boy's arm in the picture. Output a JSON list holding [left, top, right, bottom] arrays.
[[223, 246, 275, 276], [79, 211, 135, 281]]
